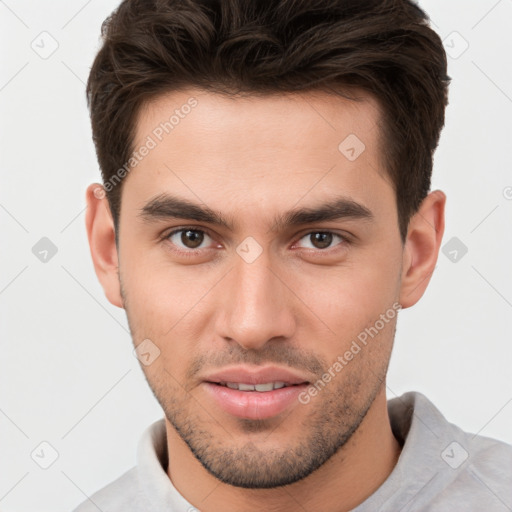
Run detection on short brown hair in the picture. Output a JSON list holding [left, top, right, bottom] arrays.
[[86, 0, 450, 242]]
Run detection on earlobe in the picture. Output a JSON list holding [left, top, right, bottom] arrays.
[[399, 190, 446, 309], [85, 183, 124, 309]]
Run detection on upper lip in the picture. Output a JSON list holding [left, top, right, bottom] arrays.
[[203, 365, 310, 386]]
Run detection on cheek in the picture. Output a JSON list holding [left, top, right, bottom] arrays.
[[291, 255, 400, 337], [121, 230, 401, 354], [120, 254, 217, 366], [122, 246, 195, 315]]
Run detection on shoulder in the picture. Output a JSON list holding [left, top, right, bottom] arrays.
[[71, 466, 146, 512], [423, 434, 512, 511], [389, 392, 512, 511], [454, 433, 512, 500]]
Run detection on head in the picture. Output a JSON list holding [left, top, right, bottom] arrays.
[[86, 0, 449, 489]]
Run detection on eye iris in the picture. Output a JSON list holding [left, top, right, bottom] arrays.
[[181, 230, 204, 249], [311, 232, 332, 249], [175, 231, 335, 250]]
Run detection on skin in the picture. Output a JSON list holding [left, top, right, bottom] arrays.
[[85, 87, 445, 512]]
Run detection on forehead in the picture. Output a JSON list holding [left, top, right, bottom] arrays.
[[137, 87, 383, 156], [122, 87, 394, 229]]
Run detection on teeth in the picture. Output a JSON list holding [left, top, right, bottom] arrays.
[[220, 381, 289, 391], [255, 383, 274, 392]]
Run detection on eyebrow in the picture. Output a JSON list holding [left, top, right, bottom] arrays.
[[139, 193, 374, 232]]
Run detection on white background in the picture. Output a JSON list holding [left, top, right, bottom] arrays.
[[0, 1, 511, 510]]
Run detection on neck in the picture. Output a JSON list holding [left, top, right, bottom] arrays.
[[166, 386, 401, 512]]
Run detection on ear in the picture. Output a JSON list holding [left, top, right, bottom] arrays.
[[399, 190, 446, 308], [85, 183, 124, 309]]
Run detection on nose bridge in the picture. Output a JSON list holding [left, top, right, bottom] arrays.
[[219, 249, 295, 350]]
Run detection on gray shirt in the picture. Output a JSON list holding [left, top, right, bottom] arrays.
[[72, 392, 512, 511]]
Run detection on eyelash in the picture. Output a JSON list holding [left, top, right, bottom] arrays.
[[161, 226, 349, 257]]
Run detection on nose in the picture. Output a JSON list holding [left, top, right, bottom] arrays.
[[217, 250, 297, 351]]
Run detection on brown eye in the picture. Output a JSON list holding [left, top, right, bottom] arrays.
[[297, 232, 344, 250], [181, 230, 204, 248], [166, 229, 211, 250], [310, 232, 333, 249]]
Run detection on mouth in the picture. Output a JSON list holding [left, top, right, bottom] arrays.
[[208, 381, 304, 391], [201, 366, 311, 420]]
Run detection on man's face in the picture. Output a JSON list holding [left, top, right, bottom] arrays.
[[117, 88, 404, 487]]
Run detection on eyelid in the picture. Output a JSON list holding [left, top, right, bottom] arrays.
[[163, 226, 217, 249], [162, 226, 351, 255], [292, 230, 348, 251]]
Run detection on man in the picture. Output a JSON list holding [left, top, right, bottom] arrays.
[[75, 0, 512, 510]]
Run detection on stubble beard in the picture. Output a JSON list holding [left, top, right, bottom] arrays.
[[145, 363, 386, 489], [121, 279, 392, 489]]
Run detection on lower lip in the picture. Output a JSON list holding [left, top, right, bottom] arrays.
[[202, 382, 308, 420]]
